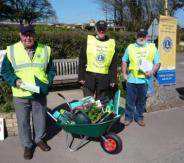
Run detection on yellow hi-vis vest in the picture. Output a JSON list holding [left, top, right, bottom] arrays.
[[86, 35, 115, 74], [6, 41, 51, 97], [128, 43, 156, 78]]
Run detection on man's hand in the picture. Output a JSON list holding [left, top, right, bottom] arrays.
[[145, 70, 154, 77], [16, 79, 23, 88], [79, 80, 85, 85], [123, 73, 128, 81], [110, 83, 115, 87]]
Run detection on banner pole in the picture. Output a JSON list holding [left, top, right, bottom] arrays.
[[165, 0, 168, 16]]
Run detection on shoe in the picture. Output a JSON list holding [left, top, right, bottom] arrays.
[[24, 147, 34, 160], [36, 140, 51, 151], [124, 120, 132, 126], [136, 120, 146, 127]]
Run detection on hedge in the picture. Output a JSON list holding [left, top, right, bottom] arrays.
[[0, 81, 14, 112], [0, 24, 135, 61]]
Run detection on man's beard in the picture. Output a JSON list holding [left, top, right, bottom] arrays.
[[136, 39, 146, 46]]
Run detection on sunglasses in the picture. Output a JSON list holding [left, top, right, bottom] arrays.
[[137, 34, 146, 38], [97, 30, 106, 34]]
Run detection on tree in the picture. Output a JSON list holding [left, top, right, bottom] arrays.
[[96, 0, 184, 31], [0, 0, 57, 24], [168, 0, 184, 16], [0, 0, 14, 21]]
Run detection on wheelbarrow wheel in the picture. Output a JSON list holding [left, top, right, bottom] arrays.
[[100, 133, 122, 154]]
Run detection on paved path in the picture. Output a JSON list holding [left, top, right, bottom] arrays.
[[1, 106, 184, 163], [47, 88, 83, 109]]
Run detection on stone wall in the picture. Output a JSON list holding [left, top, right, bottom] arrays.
[[120, 80, 184, 112], [0, 112, 18, 136], [146, 80, 184, 112]]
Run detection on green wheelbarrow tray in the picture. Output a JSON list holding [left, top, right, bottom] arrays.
[[48, 90, 125, 154], [56, 106, 124, 137]]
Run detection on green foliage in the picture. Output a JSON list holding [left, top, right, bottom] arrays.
[[180, 29, 184, 41], [0, 24, 182, 69], [117, 71, 126, 98], [0, 24, 136, 62], [0, 81, 14, 112], [83, 105, 102, 123], [37, 30, 87, 58], [177, 45, 184, 53]]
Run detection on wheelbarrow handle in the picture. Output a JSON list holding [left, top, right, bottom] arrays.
[[47, 111, 58, 122], [57, 93, 66, 100], [57, 93, 72, 110]]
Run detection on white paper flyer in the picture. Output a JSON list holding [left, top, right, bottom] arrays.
[[139, 58, 153, 73], [20, 82, 40, 93]]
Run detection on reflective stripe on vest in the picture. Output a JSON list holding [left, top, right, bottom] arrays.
[[86, 35, 115, 74], [7, 41, 50, 97], [128, 43, 155, 78], [10, 45, 48, 70]]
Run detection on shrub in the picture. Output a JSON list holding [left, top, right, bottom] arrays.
[[117, 71, 126, 98], [0, 81, 14, 112], [0, 24, 136, 62], [180, 29, 184, 41]]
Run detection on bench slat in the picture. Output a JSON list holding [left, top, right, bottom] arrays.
[[53, 58, 79, 83]]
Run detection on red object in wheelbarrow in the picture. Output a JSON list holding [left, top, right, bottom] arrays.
[[47, 90, 124, 154]]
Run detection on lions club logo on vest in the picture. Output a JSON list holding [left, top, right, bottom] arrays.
[[37, 54, 41, 58], [163, 37, 172, 52], [96, 54, 105, 64]]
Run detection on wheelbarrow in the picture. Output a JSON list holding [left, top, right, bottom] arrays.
[[47, 90, 124, 154]]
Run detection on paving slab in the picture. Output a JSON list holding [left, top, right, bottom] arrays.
[[1, 107, 184, 163]]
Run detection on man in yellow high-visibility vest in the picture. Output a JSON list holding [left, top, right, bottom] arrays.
[[1, 24, 56, 160], [122, 29, 160, 127], [79, 20, 117, 100]]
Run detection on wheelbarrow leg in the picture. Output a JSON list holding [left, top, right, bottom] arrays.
[[65, 132, 90, 151]]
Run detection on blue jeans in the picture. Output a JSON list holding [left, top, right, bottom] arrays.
[[125, 83, 148, 121]]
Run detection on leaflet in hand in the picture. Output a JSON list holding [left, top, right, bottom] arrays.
[[139, 58, 153, 73], [20, 82, 40, 94]]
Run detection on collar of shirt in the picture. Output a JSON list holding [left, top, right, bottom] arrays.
[[135, 42, 148, 47], [24, 42, 38, 59]]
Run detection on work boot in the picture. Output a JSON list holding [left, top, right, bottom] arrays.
[[36, 140, 51, 151], [136, 120, 146, 127], [24, 147, 34, 160]]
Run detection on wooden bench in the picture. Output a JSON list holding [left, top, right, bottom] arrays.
[[0, 49, 79, 83], [53, 58, 79, 84]]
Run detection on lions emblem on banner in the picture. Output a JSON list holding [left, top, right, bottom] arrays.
[[163, 36, 173, 52]]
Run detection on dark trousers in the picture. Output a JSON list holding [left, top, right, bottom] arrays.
[[125, 83, 148, 121], [83, 86, 109, 100]]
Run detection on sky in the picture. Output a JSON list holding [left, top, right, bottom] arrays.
[[50, 0, 184, 28], [50, 0, 105, 24], [174, 8, 184, 28]]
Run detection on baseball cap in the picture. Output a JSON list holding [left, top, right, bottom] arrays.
[[95, 20, 107, 31], [137, 28, 148, 37], [19, 24, 35, 33]]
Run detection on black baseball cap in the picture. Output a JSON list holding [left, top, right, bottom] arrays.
[[19, 24, 35, 33], [95, 20, 107, 31], [137, 28, 148, 37]]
